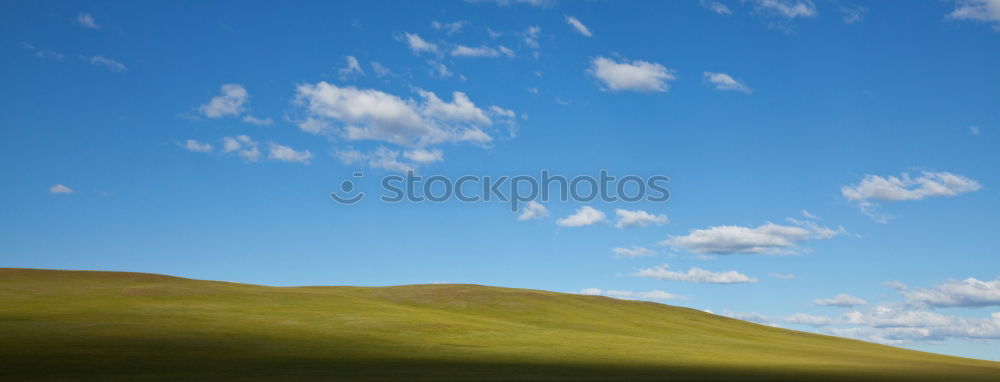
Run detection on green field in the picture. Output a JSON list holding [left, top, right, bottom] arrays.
[[1, 268, 998, 381]]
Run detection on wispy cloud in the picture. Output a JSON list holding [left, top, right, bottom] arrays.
[[703, 72, 751, 93], [77, 13, 100, 29], [565, 16, 592, 37], [634, 264, 757, 284], [86, 56, 127, 72]]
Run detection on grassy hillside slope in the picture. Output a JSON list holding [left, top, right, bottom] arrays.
[[1, 268, 997, 381]]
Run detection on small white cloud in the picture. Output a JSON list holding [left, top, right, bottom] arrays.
[[840, 5, 866, 24], [660, 222, 812, 255], [785, 313, 838, 326], [451, 45, 507, 58], [241, 115, 273, 125], [612, 246, 656, 258], [200, 84, 248, 118], [589, 56, 675, 93], [498, 46, 515, 58], [518, 201, 549, 221], [814, 293, 868, 307], [969, 125, 981, 135], [899, 277, 1000, 308], [556, 206, 606, 227], [268, 143, 313, 164], [87, 56, 127, 72], [399, 32, 438, 55], [784, 217, 847, 239], [565, 16, 592, 37], [77, 13, 100, 29], [843, 170, 981, 198], [841, 171, 981, 222], [703, 72, 751, 93], [615, 209, 669, 228], [338, 56, 365, 79], [769, 272, 797, 280], [184, 139, 213, 153], [523, 26, 541, 49], [371, 62, 392, 77], [700, 0, 732, 15], [49, 184, 74, 194], [23, 44, 65, 60], [635, 264, 757, 284], [469, 0, 555, 7], [801, 209, 819, 219], [754, 0, 817, 19], [294, 82, 497, 149], [221, 135, 262, 162], [431, 20, 468, 35], [402, 148, 444, 164], [335, 147, 415, 172]]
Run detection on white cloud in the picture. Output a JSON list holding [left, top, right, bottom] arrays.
[[36, 49, 65, 60], [294, 82, 503, 150], [634, 264, 757, 284], [200, 84, 248, 118], [784, 313, 838, 326], [769, 272, 797, 280], [612, 246, 656, 258], [841, 171, 981, 222], [241, 115, 273, 125], [700, 0, 732, 15], [842, 171, 981, 202], [523, 26, 541, 48], [614, 209, 668, 228], [87, 56, 127, 72], [371, 62, 392, 77], [402, 148, 444, 164], [801, 209, 819, 219], [833, 304, 1000, 344], [338, 56, 364, 79], [468, 0, 555, 7], [949, 0, 1000, 30], [431, 20, 468, 35], [784, 217, 847, 239], [428, 61, 454, 78], [754, 0, 817, 19], [556, 206, 606, 227], [840, 5, 866, 24], [77, 13, 100, 29], [703, 72, 751, 93], [221, 135, 262, 162], [589, 56, 675, 93], [451, 45, 513, 58], [899, 277, 1000, 308], [970, 125, 981, 135], [399, 32, 438, 55], [335, 147, 414, 172], [661, 222, 818, 255], [268, 143, 313, 164], [518, 201, 549, 221], [565, 16, 592, 37], [579, 288, 681, 301], [814, 293, 868, 307], [49, 184, 73, 194], [184, 139, 213, 153]]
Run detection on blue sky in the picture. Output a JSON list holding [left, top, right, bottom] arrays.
[[3, 0, 1000, 360]]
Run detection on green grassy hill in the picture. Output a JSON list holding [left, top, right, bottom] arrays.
[[1, 268, 998, 381]]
